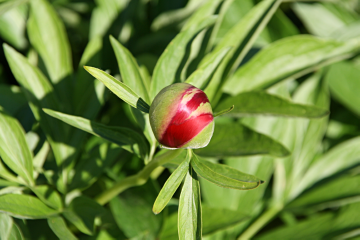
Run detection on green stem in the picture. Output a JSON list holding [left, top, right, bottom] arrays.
[[95, 149, 183, 205], [213, 105, 234, 117], [238, 206, 282, 240]]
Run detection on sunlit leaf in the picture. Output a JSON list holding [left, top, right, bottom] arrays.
[[191, 154, 264, 190], [153, 150, 191, 214], [84, 66, 150, 113], [216, 91, 328, 118], [0, 194, 59, 219], [0, 110, 34, 185], [178, 167, 202, 240], [224, 35, 360, 95]]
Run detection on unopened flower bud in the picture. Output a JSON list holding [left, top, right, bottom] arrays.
[[149, 83, 214, 149]]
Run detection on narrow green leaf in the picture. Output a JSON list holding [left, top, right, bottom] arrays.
[[185, 47, 231, 89], [150, 16, 217, 99], [8, 222, 23, 240], [43, 108, 148, 158], [153, 150, 191, 214], [327, 61, 360, 116], [110, 35, 150, 104], [0, 186, 24, 196], [0, 194, 59, 219], [0, 179, 19, 187], [0, 158, 20, 183], [27, 0, 72, 84], [3, 43, 74, 171], [0, 110, 34, 185], [0, 0, 27, 16], [216, 91, 329, 118], [257, 213, 334, 240], [89, 0, 126, 39], [287, 174, 360, 212], [191, 154, 263, 190], [151, 1, 200, 31], [293, 2, 348, 38], [195, 122, 290, 158], [63, 196, 105, 235], [203, 0, 281, 103], [224, 35, 360, 95], [0, 4, 27, 50], [31, 185, 62, 210], [292, 136, 360, 200], [84, 66, 150, 113], [48, 216, 78, 240], [0, 212, 13, 240], [178, 167, 202, 240], [33, 141, 50, 169]]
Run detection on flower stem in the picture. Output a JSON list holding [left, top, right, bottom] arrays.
[[237, 206, 282, 240], [95, 149, 183, 205]]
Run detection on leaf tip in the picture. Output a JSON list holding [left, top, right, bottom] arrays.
[[152, 207, 160, 215]]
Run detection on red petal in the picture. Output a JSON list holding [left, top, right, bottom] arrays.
[[160, 114, 213, 148]]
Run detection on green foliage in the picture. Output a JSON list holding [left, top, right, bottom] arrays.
[[0, 0, 360, 239]]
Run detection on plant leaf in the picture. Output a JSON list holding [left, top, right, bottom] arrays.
[[224, 35, 360, 95], [292, 2, 348, 38], [89, 0, 126, 39], [3, 43, 76, 177], [178, 167, 202, 240], [257, 213, 334, 240], [27, 0, 72, 84], [286, 174, 360, 212], [48, 216, 78, 240], [326, 61, 360, 116], [150, 16, 216, 99], [191, 154, 263, 190], [0, 0, 27, 16], [110, 35, 150, 104], [43, 108, 148, 159], [0, 194, 58, 219], [0, 212, 13, 240], [195, 122, 290, 158], [203, 0, 281, 103], [153, 150, 191, 214], [0, 110, 34, 185], [0, 4, 28, 50], [215, 91, 328, 118], [84, 66, 150, 113], [292, 136, 360, 200], [63, 196, 105, 236], [185, 47, 231, 89], [31, 185, 62, 210]]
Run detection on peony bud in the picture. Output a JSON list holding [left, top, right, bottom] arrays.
[[149, 83, 214, 149]]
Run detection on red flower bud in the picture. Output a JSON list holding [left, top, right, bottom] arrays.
[[149, 83, 214, 149]]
